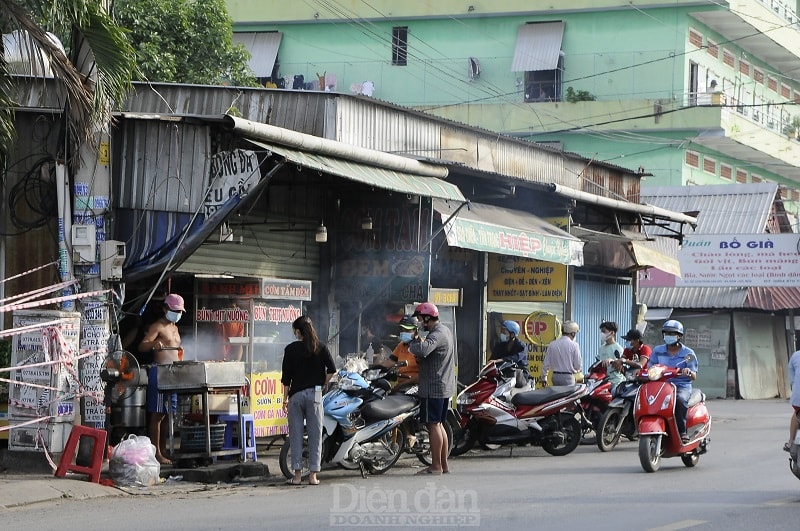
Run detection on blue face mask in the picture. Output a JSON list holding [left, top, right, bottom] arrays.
[[500, 333, 509, 342], [624, 341, 632, 349], [166, 310, 182, 323], [663, 335, 678, 346], [399, 331, 413, 343]]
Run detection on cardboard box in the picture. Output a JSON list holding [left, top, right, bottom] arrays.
[[191, 393, 239, 415]]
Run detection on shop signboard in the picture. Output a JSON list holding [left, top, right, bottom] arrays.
[[488, 311, 560, 382], [336, 201, 431, 303], [640, 233, 800, 287], [249, 371, 288, 436], [487, 255, 567, 302]]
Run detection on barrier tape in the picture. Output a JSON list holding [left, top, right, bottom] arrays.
[[0, 288, 110, 313], [0, 318, 74, 339], [0, 261, 58, 286], [0, 279, 79, 306]]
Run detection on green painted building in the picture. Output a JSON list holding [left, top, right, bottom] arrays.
[[227, 0, 800, 223]]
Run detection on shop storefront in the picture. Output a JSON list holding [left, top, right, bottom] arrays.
[[192, 277, 311, 437]]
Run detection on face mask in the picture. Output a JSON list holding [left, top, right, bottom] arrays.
[[624, 341, 632, 349], [500, 333, 509, 342], [399, 332, 413, 343], [663, 335, 679, 346], [166, 310, 181, 323], [601, 331, 611, 341]]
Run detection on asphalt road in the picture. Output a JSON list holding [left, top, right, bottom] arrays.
[[3, 398, 799, 531]]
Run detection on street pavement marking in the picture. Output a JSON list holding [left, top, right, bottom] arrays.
[[647, 520, 707, 531], [763, 497, 799, 506]]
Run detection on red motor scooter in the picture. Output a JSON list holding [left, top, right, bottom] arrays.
[[580, 359, 614, 442], [454, 360, 588, 456], [633, 357, 711, 472]]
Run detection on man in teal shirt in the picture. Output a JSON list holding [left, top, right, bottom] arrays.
[[598, 321, 625, 393]]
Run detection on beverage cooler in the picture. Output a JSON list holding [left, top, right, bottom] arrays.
[[8, 309, 81, 452], [193, 277, 311, 438]]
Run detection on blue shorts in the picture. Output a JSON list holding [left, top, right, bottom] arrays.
[[147, 365, 177, 414], [419, 397, 448, 424]]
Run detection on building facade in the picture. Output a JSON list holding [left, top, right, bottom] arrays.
[[226, 0, 800, 226]]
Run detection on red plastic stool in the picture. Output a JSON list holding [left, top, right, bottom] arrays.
[[54, 425, 108, 483]]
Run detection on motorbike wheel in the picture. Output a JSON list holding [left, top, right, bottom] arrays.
[[364, 428, 405, 474], [279, 436, 311, 479], [681, 451, 700, 467], [596, 408, 623, 452], [542, 414, 582, 456], [449, 427, 476, 457], [639, 434, 662, 473], [414, 419, 454, 466]]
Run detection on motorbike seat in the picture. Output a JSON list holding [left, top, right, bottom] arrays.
[[687, 389, 705, 408], [360, 395, 417, 421], [511, 385, 579, 406]]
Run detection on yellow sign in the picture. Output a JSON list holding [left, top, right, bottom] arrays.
[[488, 312, 560, 384], [430, 288, 461, 306], [249, 371, 288, 437], [487, 255, 567, 302], [98, 141, 110, 166]]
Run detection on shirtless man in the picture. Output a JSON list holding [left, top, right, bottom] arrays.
[[139, 294, 185, 465]]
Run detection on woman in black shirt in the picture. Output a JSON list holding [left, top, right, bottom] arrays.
[[281, 315, 335, 485]]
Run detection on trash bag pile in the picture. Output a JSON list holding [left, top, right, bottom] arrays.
[[109, 434, 161, 487]]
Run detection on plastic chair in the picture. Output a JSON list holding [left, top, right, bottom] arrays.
[[54, 425, 108, 483]]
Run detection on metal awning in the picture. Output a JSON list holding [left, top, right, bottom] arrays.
[[510, 22, 565, 72], [570, 226, 682, 276], [232, 32, 282, 77], [247, 140, 466, 202], [433, 199, 584, 266]]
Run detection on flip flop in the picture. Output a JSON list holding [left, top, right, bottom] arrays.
[[308, 479, 320, 485], [784, 442, 791, 452], [285, 478, 303, 485], [415, 468, 442, 476]]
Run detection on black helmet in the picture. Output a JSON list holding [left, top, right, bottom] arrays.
[[399, 315, 417, 330]]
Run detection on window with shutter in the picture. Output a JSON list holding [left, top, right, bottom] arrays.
[[720, 164, 732, 180], [689, 30, 703, 48], [703, 157, 716, 174], [685, 151, 699, 167], [723, 49, 734, 67], [739, 60, 750, 76], [736, 170, 747, 183], [768, 77, 778, 92], [753, 69, 764, 84], [706, 40, 718, 58]]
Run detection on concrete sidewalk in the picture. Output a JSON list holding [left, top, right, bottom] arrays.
[[0, 443, 280, 510]]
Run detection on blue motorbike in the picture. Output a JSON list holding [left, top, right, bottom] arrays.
[[279, 368, 418, 477]]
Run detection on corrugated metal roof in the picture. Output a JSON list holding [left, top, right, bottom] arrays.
[[638, 183, 797, 310], [640, 182, 778, 235]]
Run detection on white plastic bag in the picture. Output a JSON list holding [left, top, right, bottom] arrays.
[[109, 434, 161, 487]]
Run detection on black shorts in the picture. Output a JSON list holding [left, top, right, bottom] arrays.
[[419, 397, 448, 424]]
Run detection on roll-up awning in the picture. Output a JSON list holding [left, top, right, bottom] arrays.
[[510, 22, 565, 72], [232, 32, 282, 77], [433, 199, 584, 266], [247, 139, 465, 202]]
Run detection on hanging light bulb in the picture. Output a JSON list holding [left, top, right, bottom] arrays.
[[315, 222, 328, 243], [361, 215, 373, 231]]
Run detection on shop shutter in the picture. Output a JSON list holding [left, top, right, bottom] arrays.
[[178, 219, 320, 280]]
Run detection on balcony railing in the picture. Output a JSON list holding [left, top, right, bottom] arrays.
[[687, 91, 795, 137], [757, 0, 799, 26]]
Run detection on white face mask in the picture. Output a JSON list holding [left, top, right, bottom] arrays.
[[601, 331, 611, 342], [166, 310, 182, 323]]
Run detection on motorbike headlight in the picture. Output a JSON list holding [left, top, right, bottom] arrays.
[[648, 366, 665, 381], [456, 393, 475, 405]]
